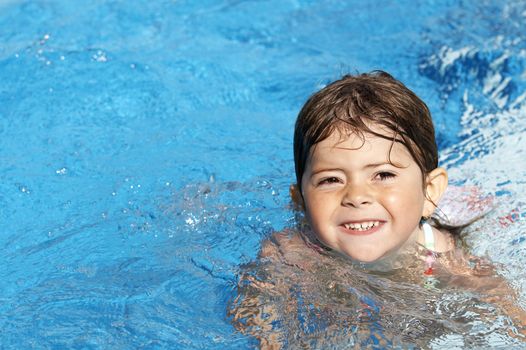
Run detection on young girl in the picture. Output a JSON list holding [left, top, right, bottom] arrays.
[[229, 71, 525, 349]]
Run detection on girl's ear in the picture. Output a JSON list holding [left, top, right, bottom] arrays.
[[422, 167, 448, 217], [289, 184, 304, 210]]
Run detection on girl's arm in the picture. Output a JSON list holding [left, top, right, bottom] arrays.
[[228, 235, 293, 349], [440, 252, 526, 339]]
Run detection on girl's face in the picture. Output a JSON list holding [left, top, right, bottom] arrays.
[[301, 127, 436, 262]]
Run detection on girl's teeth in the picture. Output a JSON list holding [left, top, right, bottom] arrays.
[[344, 221, 380, 231]]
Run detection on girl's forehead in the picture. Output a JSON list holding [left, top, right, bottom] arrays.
[[337, 122, 394, 140], [316, 126, 396, 151], [308, 128, 415, 166]]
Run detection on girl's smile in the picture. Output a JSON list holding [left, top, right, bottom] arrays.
[[339, 220, 385, 236]]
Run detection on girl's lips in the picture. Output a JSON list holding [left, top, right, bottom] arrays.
[[339, 221, 385, 236]]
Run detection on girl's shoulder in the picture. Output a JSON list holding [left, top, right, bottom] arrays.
[[435, 243, 504, 293], [259, 229, 325, 269], [259, 229, 298, 258]]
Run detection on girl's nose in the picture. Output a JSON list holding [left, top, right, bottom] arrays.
[[342, 184, 373, 207]]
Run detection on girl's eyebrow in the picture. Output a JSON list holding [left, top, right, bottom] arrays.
[[363, 162, 393, 169], [310, 167, 343, 176], [310, 162, 393, 175]]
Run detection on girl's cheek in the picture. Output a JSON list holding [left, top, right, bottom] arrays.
[[381, 188, 421, 209], [380, 190, 400, 205]]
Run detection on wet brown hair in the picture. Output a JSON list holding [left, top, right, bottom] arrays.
[[294, 70, 437, 194]]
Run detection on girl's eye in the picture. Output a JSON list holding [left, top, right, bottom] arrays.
[[318, 177, 342, 186], [375, 172, 396, 181]]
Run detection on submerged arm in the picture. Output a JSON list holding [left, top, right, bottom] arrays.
[[228, 235, 292, 349], [442, 252, 526, 339]]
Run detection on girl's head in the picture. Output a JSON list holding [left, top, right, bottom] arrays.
[[293, 71, 448, 262]]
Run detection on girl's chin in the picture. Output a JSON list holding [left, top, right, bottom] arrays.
[[350, 254, 385, 264]]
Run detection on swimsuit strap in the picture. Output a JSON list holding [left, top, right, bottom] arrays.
[[422, 222, 439, 287], [422, 222, 435, 251]]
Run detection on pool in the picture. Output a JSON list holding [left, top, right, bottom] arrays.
[[1, 0, 525, 348]]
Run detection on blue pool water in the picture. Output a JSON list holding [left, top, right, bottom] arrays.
[[1, 1, 525, 348]]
